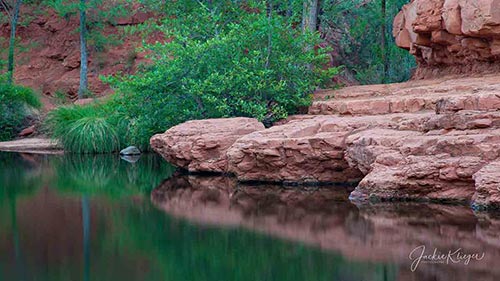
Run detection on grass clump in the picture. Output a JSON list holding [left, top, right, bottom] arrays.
[[63, 117, 119, 153], [45, 104, 121, 153], [0, 75, 41, 141]]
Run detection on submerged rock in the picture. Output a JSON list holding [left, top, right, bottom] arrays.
[[120, 146, 141, 155], [120, 154, 141, 163], [119, 146, 141, 155]]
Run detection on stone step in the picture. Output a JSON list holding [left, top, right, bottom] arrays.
[[310, 74, 500, 116], [313, 75, 500, 101], [309, 91, 500, 116]]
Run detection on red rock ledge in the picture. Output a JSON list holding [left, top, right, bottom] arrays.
[[151, 75, 500, 209]]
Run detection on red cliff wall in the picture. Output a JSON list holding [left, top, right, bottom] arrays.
[[393, 0, 500, 78]]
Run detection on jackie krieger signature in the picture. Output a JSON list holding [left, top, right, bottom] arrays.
[[409, 245, 485, 272]]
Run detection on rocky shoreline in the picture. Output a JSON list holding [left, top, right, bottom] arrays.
[[151, 75, 500, 210], [0, 138, 62, 154]]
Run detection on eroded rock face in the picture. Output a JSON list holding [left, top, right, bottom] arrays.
[[150, 118, 264, 173], [393, 0, 500, 78], [473, 161, 500, 208], [227, 113, 431, 184], [345, 119, 500, 206]]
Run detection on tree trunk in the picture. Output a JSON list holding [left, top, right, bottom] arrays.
[[78, 0, 88, 99], [381, 0, 389, 83], [7, 0, 22, 84], [302, 0, 319, 33]]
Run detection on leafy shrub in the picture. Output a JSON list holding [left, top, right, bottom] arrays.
[[0, 76, 41, 141], [103, 1, 336, 149], [47, 1, 337, 153]]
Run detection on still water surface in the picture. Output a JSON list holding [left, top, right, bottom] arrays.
[[0, 152, 499, 281]]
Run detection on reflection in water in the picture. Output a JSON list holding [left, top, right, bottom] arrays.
[[0, 152, 499, 281], [0, 152, 393, 281], [152, 175, 500, 281]]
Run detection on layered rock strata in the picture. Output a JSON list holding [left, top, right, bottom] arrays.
[[393, 0, 500, 78]]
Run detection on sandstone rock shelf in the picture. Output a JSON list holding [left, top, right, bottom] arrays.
[[0, 138, 63, 154], [152, 74, 500, 210]]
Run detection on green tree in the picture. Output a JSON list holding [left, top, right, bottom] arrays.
[[320, 0, 415, 84]]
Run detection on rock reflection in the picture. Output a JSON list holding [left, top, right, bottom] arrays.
[[152, 175, 500, 281]]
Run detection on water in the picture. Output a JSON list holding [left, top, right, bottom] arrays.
[[0, 152, 498, 281]]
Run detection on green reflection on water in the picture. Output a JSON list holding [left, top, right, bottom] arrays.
[[0, 152, 397, 281]]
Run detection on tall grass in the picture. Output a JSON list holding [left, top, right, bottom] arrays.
[[45, 104, 121, 153], [0, 76, 41, 141]]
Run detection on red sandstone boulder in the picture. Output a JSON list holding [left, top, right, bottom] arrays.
[[18, 125, 35, 137], [150, 118, 264, 173]]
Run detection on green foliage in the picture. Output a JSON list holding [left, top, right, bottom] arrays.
[[102, 0, 336, 149], [45, 103, 121, 153], [47, 1, 337, 153], [0, 75, 41, 141], [320, 0, 415, 84]]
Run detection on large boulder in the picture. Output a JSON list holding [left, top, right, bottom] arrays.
[[393, 0, 500, 78], [150, 118, 264, 173], [151, 75, 500, 209]]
